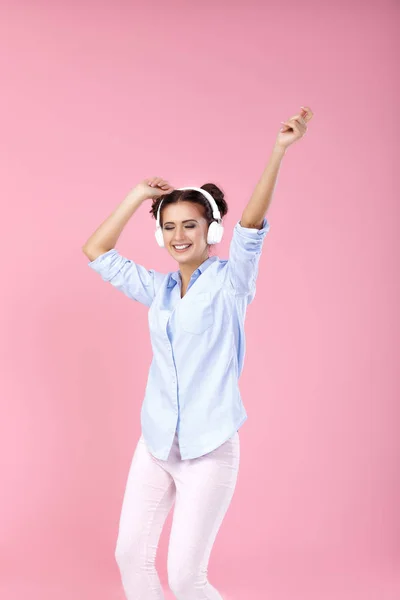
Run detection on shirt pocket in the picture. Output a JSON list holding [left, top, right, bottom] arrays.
[[179, 291, 214, 335]]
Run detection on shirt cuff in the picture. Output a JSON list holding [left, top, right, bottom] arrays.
[[87, 248, 121, 280], [235, 217, 270, 237]]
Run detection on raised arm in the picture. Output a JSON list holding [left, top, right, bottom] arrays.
[[83, 183, 149, 261], [240, 106, 312, 229], [228, 106, 313, 301], [83, 177, 174, 306]]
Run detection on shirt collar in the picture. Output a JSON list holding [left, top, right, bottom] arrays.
[[167, 256, 218, 288]]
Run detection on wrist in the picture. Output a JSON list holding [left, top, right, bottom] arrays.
[[272, 143, 287, 157], [123, 189, 146, 206]]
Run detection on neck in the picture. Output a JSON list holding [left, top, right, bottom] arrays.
[[179, 253, 209, 287]]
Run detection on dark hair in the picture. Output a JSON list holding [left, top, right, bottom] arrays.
[[149, 183, 228, 234]]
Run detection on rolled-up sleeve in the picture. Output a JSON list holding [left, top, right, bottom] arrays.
[[88, 249, 167, 307], [227, 218, 270, 301]]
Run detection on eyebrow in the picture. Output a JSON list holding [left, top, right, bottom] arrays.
[[163, 219, 198, 225]]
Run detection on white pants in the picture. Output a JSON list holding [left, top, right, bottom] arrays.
[[115, 429, 240, 599]]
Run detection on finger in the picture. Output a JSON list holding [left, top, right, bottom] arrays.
[[290, 120, 301, 134], [290, 116, 307, 132], [301, 106, 313, 121], [288, 114, 307, 126], [280, 120, 296, 132], [287, 119, 303, 135], [280, 119, 301, 133], [149, 177, 167, 187]]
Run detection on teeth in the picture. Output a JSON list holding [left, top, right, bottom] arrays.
[[174, 245, 190, 249]]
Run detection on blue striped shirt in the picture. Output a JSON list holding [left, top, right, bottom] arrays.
[[87, 218, 270, 459]]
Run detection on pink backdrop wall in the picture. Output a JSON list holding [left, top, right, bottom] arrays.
[[1, 1, 399, 599]]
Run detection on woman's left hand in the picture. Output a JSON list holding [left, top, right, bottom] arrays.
[[275, 106, 314, 150]]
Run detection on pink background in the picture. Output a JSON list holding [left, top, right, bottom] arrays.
[[1, 1, 399, 599]]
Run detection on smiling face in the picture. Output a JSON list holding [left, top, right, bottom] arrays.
[[161, 201, 210, 266]]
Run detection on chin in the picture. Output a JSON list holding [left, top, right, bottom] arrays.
[[175, 254, 192, 261]]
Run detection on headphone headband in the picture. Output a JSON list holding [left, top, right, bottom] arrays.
[[156, 186, 222, 227]]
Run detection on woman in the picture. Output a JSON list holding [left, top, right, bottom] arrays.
[[82, 106, 312, 600]]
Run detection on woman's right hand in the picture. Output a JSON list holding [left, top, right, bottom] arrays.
[[132, 177, 175, 202]]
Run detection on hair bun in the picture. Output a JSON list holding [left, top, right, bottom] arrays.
[[200, 183, 228, 218]]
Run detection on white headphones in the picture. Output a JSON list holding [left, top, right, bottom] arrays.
[[155, 186, 224, 248]]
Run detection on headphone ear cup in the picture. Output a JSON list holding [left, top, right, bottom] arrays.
[[207, 221, 224, 244], [155, 227, 164, 247]]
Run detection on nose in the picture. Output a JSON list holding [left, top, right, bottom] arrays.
[[171, 227, 191, 243]]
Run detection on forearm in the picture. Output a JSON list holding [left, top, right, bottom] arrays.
[[241, 143, 286, 229], [82, 190, 145, 260]]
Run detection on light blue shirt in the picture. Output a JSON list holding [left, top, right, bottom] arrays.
[[88, 218, 270, 460]]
